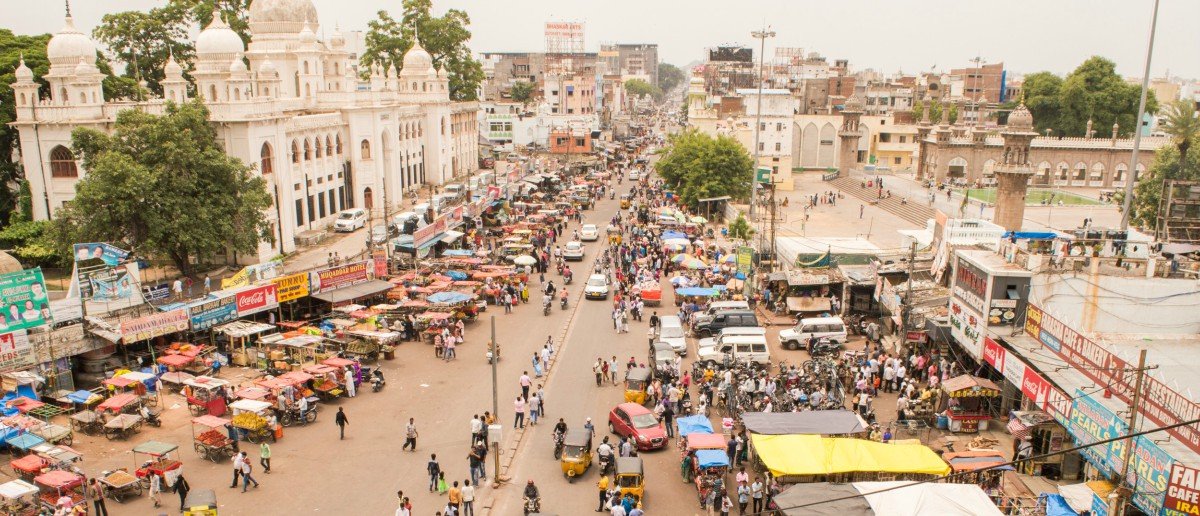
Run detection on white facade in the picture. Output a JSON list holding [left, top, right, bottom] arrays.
[[478, 101, 598, 149], [10, 0, 479, 264]]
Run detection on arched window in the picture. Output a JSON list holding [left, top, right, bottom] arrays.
[[336, 134, 343, 154], [49, 146, 78, 178], [325, 136, 333, 156], [209, 84, 217, 100], [260, 143, 273, 174], [59, 87, 67, 102], [263, 87, 270, 97], [303, 61, 310, 74], [304, 139, 312, 161], [360, 139, 371, 159], [363, 187, 374, 210], [304, 83, 311, 98], [233, 88, 241, 101], [314, 137, 323, 158], [18, 93, 25, 105], [334, 62, 340, 75], [291, 140, 300, 163], [412, 82, 417, 91]]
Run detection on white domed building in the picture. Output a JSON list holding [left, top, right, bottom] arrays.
[[10, 0, 480, 264]]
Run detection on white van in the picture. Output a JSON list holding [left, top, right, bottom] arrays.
[[692, 300, 750, 326], [333, 208, 367, 232], [778, 316, 849, 350], [696, 331, 771, 367], [443, 184, 465, 200], [656, 315, 687, 355]]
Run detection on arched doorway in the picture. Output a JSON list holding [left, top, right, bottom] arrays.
[[363, 187, 373, 210]]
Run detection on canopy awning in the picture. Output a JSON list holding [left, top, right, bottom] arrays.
[[774, 481, 1002, 516], [440, 230, 464, 243], [311, 280, 395, 304], [215, 320, 276, 338], [740, 410, 866, 435], [786, 296, 832, 313], [676, 415, 714, 437], [751, 434, 950, 477]]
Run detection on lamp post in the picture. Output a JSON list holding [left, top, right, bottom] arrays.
[[749, 27, 775, 221], [1119, 0, 1160, 231]]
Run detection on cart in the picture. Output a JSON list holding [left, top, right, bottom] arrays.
[[0, 479, 39, 516], [69, 410, 102, 435], [229, 399, 277, 443], [96, 392, 142, 416], [103, 414, 143, 440], [32, 444, 82, 472], [5, 433, 45, 457], [33, 470, 85, 512], [183, 377, 230, 417], [132, 441, 183, 489], [191, 415, 235, 463], [159, 371, 196, 394], [97, 468, 142, 502], [31, 423, 72, 446], [183, 489, 218, 516], [9, 454, 46, 481], [302, 364, 344, 401]]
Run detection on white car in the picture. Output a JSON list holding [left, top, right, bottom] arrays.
[[563, 241, 585, 261], [333, 209, 367, 232], [579, 224, 600, 241], [628, 170, 641, 180], [584, 274, 610, 300]]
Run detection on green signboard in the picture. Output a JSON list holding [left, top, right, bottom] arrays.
[[736, 246, 754, 275], [0, 268, 52, 332], [755, 167, 772, 184]]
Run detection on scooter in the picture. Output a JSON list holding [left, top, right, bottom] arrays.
[[542, 300, 551, 316], [560, 295, 568, 310], [523, 496, 541, 515], [564, 271, 573, 285], [370, 369, 386, 392]]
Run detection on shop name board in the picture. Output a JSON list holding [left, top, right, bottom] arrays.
[[0, 330, 34, 373], [981, 336, 1069, 425], [310, 261, 370, 294], [1166, 464, 1200, 516], [1069, 390, 1171, 515], [236, 284, 278, 316], [1027, 303, 1200, 455], [948, 298, 983, 359], [121, 308, 189, 343], [413, 217, 447, 249], [272, 273, 309, 303], [189, 295, 237, 331], [952, 259, 987, 313]]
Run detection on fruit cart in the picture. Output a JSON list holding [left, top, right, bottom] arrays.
[[229, 399, 277, 443], [33, 470, 85, 512], [158, 371, 196, 394], [0, 479, 39, 516], [69, 410, 102, 435], [9, 454, 46, 481], [97, 468, 142, 502], [133, 441, 183, 489], [103, 414, 143, 441], [191, 415, 235, 463], [301, 364, 344, 401], [31, 423, 72, 446], [183, 377, 230, 417]]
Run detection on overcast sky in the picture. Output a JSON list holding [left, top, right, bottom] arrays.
[[19, 0, 1200, 79]]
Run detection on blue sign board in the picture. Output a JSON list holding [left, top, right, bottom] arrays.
[[1069, 390, 1172, 515], [188, 295, 237, 331]]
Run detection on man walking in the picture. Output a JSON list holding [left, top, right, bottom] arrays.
[[427, 454, 441, 492], [461, 479, 476, 516], [259, 442, 272, 473], [240, 455, 259, 492], [519, 372, 531, 399], [173, 474, 190, 511], [335, 407, 349, 439], [403, 418, 418, 450], [229, 451, 244, 488], [514, 396, 526, 428], [597, 473, 610, 512]]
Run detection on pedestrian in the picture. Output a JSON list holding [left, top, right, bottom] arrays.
[[513, 396, 526, 428], [241, 458, 260, 492], [597, 473, 610, 512], [335, 407, 349, 439], [751, 478, 764, 513], [529, 393, 541, 426], [461, 480, 476, 516], [737, 481, 750, 514], [662, 403, 675, 438], [229, 451, 244, 488], [448, 481, 462, 513], [427, 454, 441, 492], [720, 490, 733, 516], [520, 372, 531, 399], [259, 442, 272, 473], [403, 417, 418, 450], [173, 474, 190, 511], [437, 472, 448, 494], [87, 478, 108, 516], [537, 384, 547, 415]]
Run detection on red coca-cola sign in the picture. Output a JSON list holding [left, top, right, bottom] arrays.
[[982, 337, 1005, 373], [236, 284, 278, 316]]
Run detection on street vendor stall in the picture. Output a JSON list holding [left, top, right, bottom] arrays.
[[3, 432, 43, 456], [96, 392, 142, 416], [943, 450, 1012, 489], [133, 441, 182, 490], [34, 470, 85, 512], [103, 413, 143, 440], [158, 371, 195, 393], [182, 377, 229, 417], [191, 415, 235, 463], [1007, 410, 1069, 477], [9, 454, 45, 481], [69, 410, 102, 435], [30, 424, 72, 446], [739, 410, 866, 436], [939, 375, 1000, 433], [97, 468, 141, 502], [229, 399, 278, 443], [258, 333, 326, 372], [302, 364, 345, 400], [749, 434, 950, 483], [0, 479, 39, 515], [771, 481, 1004, 516], [31, 444, 81, 472], [691, 449, 729, 506]]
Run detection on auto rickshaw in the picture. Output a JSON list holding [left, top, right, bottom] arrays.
[[624, 367, 651, 405], [620, 194, 632, 209], [559, 428, 593, 482], [616, 457, 645, 506], [183, 489, 218, 515], [606, 225, 622, 245]]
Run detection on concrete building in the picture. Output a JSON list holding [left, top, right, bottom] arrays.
[[11, 0, 479, 264], [600, 43, 658, 86]]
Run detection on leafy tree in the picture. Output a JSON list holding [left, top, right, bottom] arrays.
[[1118, 144, 1200, 231], [362, 1, 484, 101], [658, 63, 685, 92], [57, 100, 272, 276], [92, 4, 193, 96], [1158, 100, 1199, 178], [727, 214, 754, 241], [0, 31, 51, 225], [948, 105, 958, 124], [1020, 71, 1063, 134], [655, 129, 752, 207], [509, 80, 533, 106], [912, 102, 924, 122], [1057, 57, 1155, 137], [176, 0, 252, 46], [928, 102, 942, 124], [625, 78, 662, 101]]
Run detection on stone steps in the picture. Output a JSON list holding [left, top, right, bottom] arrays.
[[829, 176, 935, 226]]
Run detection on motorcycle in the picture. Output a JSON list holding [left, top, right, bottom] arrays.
[[564, 271, 573, 285], [141, 408, 162, 428], [281, 400, 319, 427], [370, 369, 386, 392], [523, 496, 541, 515], [560, 295, 568, 310], [598, 453, 613, 476], [808, 338, 843, 356], [542, 301, 551, 316], [553, 431, 565, 458]]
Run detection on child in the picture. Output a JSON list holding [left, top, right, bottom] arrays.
[[437, 471, 448, 494]]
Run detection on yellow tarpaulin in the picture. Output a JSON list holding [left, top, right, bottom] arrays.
[[751, 434, 951, 477]]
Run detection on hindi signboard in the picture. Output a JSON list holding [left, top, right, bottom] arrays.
[[0, 268, 52, 332], [413, 217, 447, 250]]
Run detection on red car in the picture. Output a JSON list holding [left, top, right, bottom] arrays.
[[608, 402, 667, 450]]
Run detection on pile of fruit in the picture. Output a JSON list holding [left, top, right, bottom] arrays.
[[231, 412, 266, 430], [196, 429, 229, 446]]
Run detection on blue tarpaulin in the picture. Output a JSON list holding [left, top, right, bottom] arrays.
[[676, 415, 714, 437], [695, 449, 730, 468], [445, 270, 469, 280], [661, 231, 687, 240], [6, 433, 44, 451], [1004, 231, 1058, 240], [1040, 494, 1079, 516], [676, 287, 719, 297], [66, 390, 96, 404], [427, 292, 474, 304]]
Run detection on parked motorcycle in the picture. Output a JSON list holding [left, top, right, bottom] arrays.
[[370, 369, 386, 392]]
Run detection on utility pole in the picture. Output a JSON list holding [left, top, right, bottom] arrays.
[[1120, 0, 1160, 231], [1111, 349, 1150, 516], [768, 183, 778, 272], [899, 241, 917, 353], [748, 26, 775, 221], [489, 316, 501, 487]]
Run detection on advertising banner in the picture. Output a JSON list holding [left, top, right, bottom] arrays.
[[447, 206, 465, 229], [372, 249, 388, 278], [235, 284, 278, 317], [413, 217, 447, 249], [271, 273, 310, 303], [1069, 390, 1171, 515], [736, 246, 754, 275], [188, 295, 237, 332], [0, 268, 52, 332], [82, 267, 136, 302], [221, 260, 284, 290], [309, 261, 369, 294], [1165, 463, 1200, 516], [952, 258, 988, 313], [982, 337, 1005, 374], [121, 308, 189, 343], [0, 330, 35, 373], [72, 242, 130, 266], [948, 298, 983, 359]]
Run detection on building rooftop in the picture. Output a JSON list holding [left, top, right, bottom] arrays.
[[735, 88, 792, 96], [957, 249, 1033, 276]]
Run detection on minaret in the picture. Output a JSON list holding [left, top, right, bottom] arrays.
[[837, 95, 864, 173], [993, 103, 1038, 231], [11, 56, 39, 119], [71, 56, 104, 105], [227, 53, 251, 101], [256, 58, 281, 99], [915, 101, 933, 180], [295, 20, 322, 101], [162, 51, 188, 103]]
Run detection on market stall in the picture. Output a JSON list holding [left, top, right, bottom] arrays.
[[96, 392, 142, 416], [258, 334, 326, 372], [34, 470, 85, 512], [182, 377, 229, 417], [1007, 410, 1069, 477], [132, 440, 183, 489], [69, 410, 102, 435], [739, 410, 867, 436], [749, 434, 950, 483], [191, 415, 235, 463], [103, 414, 143, 440], [229, 399, 278, 443], [0, 479, 39, 515], [9, 454, 46, 481], [940, 375, 1000, 433], [301, 364, 344, 400], [772, 481, 1004, 516]]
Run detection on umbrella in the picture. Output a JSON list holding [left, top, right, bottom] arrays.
[[680, 257, 708, 270], [690, 216, 708, 224], [513, 255, 537, 266], [669, 276, 691, 287], [726, 278, 745, 290], [445, 270, 469, 280], [670, 253, 692, 264], [663, 242, 687, 252], [663, 238, 691, 247], [722, 255, 737, 264], [427, 292, 475, 304]]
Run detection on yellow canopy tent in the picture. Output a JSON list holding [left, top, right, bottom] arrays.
[[751, 434, 951, 477]]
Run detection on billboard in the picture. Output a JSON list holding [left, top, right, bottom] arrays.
[[0, 268, 52, 332], [188, 295, 237, 332], [1165, 464, 1200, 516], [271, 273, 310, 303], [947, 297, 983, 359], [708, 47, 753, 63], [309, 261, 370, 294], [1069, 391, 1171, 515], [121, 308, 189, 343], [82, 267, 137, 302], [413, 217, 447, 249], [736, 246, 754, 275], [72, 242, 129, 266], [0, 330, 35, 373], [236, 284, 278, 317]]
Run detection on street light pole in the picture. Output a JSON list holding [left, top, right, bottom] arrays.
[[1119, 0, 1160, 231], [749, 26, 775, 221]]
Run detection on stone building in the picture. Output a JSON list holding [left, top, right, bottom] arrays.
[[10, 0, 479, 265]]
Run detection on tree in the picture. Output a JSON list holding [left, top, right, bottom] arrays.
[[0, 30, 51, 225], [1118, 144, 1200, 231], [727, 214, 754, 241], [1057, 57, 1155, 137], [928, 102, 942, 124], [625, 78, 662, 101], [655, 129, 752, 207], [361, 1, 485, 101], [56, 100, 272, 276], [948, 105, 958, 124], [509, 80, 533, 106], [658, 63, 685, 92], [1020, 71, 1063, 134], [1158, 100, 1199, 179], [92, 3, 193, 96]]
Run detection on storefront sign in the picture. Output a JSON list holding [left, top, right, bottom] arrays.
[[221, 260, 283, 290], [72, 242, 129, 266], [952, 258, 988, 313], [447, 206, 465, 229], [81, 266, 137, 302], [1069, 390, 1171, 515], [1028, 303, 1200, 455], [271, 273, 310, 303], [0, 268, 52, 332], [121, 308, 189, 343], [413, 217, 447, 249], [948, 298, 983, 359], [982, 337, 1005, 374], [1165, 464, 1200, 516], [188, 295, 237, 331], [309, 261, 370, 294], [905, 331, 927, 344], [0, 330, 35, 373], [372, 249, 388, 278], [236, 284, 278, 316], [1002, 349, 1027, 388]]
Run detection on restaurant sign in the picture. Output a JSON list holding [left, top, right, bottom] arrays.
[[188, 295, 237, 331], [1165, 464, 1200, 516], [121, 308, 189, 343], [309, 261, 370, 294], [948, 298, 983, 359], [1069, 390, 1171, 515], [271, 273, 310, 303]]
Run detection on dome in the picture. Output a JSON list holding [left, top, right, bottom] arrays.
[[197, 17, 244, 56], [74, 56, 99, 76], [248, 0, 319, 35], [329, 26, 346, 48], [14, 58, 33, 80], [844, 95, 864, 112], [228, 55, 248, 74], [402, 41, 433, 73], [47, 15, 96, 68], [1008, 103, 1034, 130], [259, 58, 277, 75], [164, 53, 182, 76], [298, 21, 317, 45]]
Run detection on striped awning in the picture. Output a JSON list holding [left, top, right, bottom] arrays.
[[1007, 418, 1031, 440]]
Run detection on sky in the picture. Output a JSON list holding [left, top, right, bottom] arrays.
[[15, 0, 1200, 80]]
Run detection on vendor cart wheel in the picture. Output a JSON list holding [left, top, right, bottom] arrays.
[[105, 430, 116, 441], [189, 405, 203, 416], [63, 435, 73, 446], [247, 431, 264, 444], [305, 410, 317, 424], [194, 442, 204, 453]]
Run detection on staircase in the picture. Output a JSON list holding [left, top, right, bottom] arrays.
[[829, 176, 936, 226]]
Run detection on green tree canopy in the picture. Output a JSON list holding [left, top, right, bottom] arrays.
[[56, 100, 272, 276], [362, 0, 484, 101], [1158, 100, 1199, 178], [1016, 57, 1155, 137], [658, 63, 685, 92], [0, 30, 51, 225], [727, 214, 754, 241], [509, 80, 533, 105], [655, 129, 752, 207], [625, 78, 663, 102], [1119, 142, 1200, 231]]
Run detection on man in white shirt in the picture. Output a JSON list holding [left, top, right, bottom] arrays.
[[460, 480, 476, 516]]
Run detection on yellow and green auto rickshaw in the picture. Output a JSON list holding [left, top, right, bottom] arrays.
[[624, 367, 651, 405], [616, 456, 645, 506], [620, 194, 632, 209], [559, 428, 593, 482]]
